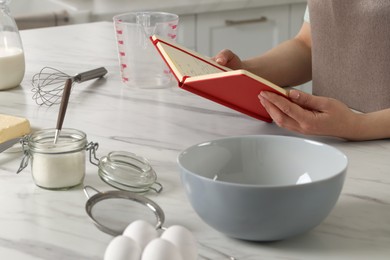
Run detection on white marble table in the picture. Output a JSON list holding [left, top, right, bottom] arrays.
[[0, 22, 389, 260]]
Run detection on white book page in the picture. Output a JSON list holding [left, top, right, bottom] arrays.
[[185, 69, 287, 95], [156, 41, 230, 79]]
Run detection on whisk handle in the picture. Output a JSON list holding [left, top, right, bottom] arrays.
[[56, 78, 73, 131], [74, 67, 108, 83]]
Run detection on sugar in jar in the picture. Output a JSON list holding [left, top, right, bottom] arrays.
[[19, 128, 88, 190]]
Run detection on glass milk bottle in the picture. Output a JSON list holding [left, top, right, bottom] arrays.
[[0, 0, 25, 90]]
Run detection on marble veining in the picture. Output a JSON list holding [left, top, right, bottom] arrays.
[[0, 22, 389, 259]]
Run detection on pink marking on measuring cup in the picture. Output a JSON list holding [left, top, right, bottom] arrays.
[[118, 40, 124, 45], [168, 33, 177, 40], [119, 51, 125, 56], [123, 77, 129, 82], [170, 24, 177, 29], [116, 30, 123, 35], [121, 64, 127, 69]]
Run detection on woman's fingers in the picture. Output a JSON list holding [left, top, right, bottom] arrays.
[[259, 92, 302, 131], [212, 49, 243, 69]]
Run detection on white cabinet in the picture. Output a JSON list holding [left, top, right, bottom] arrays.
[[196, 5, 290, 59], [177, 14, 196, 49], [290, 3, 307, 37]]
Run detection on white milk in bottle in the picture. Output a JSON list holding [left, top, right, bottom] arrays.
[[0, 47, 25, 90], [0, 0, 25, 90]]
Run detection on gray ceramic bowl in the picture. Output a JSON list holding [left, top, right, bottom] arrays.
[[177, 135, 348, 241]]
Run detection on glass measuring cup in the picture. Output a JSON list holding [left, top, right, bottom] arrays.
[[113, 12, 179, 89]]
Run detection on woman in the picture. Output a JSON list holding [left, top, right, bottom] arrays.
[[213, 1, 390, 141]]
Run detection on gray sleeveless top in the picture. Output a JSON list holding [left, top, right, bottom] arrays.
[[308, 0, 390, 112]]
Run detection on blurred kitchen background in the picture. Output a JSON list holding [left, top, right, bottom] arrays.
[[10, 0, 310, 91]]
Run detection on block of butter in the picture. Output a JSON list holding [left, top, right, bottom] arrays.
[[0, 114, 31, 143]]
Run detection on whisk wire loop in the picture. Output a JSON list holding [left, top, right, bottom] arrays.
[[32, 67, 72, 106], [31, 66, 107, 106]]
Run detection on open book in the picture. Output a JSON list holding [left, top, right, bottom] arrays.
[[150, 35, 288, 122]]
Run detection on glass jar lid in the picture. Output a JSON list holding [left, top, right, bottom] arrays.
[[97, 151, 162, 193]]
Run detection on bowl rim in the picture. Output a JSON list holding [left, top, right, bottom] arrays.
[[177, 135, 348, 189]]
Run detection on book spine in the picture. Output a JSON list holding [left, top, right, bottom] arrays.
[[150, 36, 182, 84]]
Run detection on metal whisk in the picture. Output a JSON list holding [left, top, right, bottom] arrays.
[[32, 66, 108, 106]]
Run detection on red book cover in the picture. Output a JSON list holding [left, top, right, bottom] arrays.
[[151, 35, 288, 122]]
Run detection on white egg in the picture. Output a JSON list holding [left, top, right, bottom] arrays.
[[141, 238, 183, 260], [123, 220, 159, 250], [104, 235, 141, 260], [161, 225, 198, 260]]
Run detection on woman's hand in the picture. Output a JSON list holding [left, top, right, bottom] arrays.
[[258, 89, 363, 140], [212, 49, 244, 70]]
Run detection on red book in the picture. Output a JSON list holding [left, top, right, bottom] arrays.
[[151, 35, 287, 122]]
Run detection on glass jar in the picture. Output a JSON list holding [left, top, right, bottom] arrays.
[[18, 129, 162, 193], [19, 128, 88, 190], [0, 0, 25, 90]]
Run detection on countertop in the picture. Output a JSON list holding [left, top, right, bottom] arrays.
[[0, 22, 389, 259]]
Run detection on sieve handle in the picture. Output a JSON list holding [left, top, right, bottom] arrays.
[[83, 185, 100, 199], [74, 67, 108, 83]]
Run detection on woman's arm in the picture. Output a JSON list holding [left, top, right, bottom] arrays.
[[215, 22, 390, 140], [259, 89, 390, 141], [214, 23, 313, 87], [243, 22, 312, 87]]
